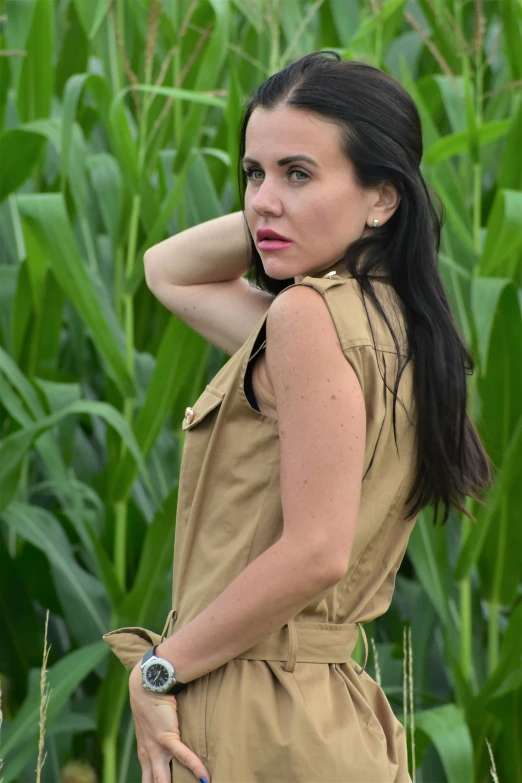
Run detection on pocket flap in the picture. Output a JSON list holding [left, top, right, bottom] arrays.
[[182, 385, 225, 430], [102, 626, 162, 671]]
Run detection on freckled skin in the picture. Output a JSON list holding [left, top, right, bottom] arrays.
[[228, 106, 399, 420]]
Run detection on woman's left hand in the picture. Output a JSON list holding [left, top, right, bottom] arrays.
[[129, 663, 211, 783]]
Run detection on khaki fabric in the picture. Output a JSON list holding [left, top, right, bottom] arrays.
[[103, 266, 418, 782]]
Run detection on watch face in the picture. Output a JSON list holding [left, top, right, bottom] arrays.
[[146, 663, 170, 688]]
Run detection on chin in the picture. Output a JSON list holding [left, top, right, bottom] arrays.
[[260, 260, 296, 281]]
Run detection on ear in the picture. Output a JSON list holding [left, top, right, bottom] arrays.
[[365, 182, 400, 228]]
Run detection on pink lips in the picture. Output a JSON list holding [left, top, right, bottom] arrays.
[[256, 228, 291, 241], [257, 238, 293, 250], [256, 228, 293, 250]]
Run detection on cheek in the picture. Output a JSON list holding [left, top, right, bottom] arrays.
[[304, 198, 366, 250], [319, 191, 366, 230], [304, 199, 348, 235]]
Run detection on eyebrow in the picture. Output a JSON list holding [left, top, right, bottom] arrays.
[[242, 154, 319, 168]]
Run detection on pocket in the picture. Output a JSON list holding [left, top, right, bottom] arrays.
[[334, 663, 388, 745], [195, 672, 210, 760], [182, 385, 225, 430], [200, 665, 227, 761], [171, 672, 212, 766]]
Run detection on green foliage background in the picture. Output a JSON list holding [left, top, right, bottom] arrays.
[[0, 0, 521, 781]]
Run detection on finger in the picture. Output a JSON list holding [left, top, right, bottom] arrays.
[[167, 739, 212, 783], [134, 726, 154, 783], [140, 758, 154, 783], [150, 753, 172, 783]]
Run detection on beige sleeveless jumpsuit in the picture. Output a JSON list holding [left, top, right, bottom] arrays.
[[104, 266, 418, 782]]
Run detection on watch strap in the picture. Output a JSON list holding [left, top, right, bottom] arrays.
[[166, 679, 187, 695], [141, 644, 158, 667]]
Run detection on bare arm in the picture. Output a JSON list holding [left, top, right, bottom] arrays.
[[154, 538, 340, 683], [151, 286, 366, 683], [143, 211, 274, 355], [143, 211, 252, 288]]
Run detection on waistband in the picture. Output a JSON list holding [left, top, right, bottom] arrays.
[[163, 611, 368, 675]]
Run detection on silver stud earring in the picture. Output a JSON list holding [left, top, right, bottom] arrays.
[[372, 219, 379, 228]]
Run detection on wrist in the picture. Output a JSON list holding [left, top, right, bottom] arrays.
[[130, 661, 143, 689], [155, 642, 188, 684], [129, 663, 164, 702], [138, 643, 190, 696]]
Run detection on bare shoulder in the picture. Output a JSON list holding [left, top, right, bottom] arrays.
[[265, 283, 366, 414], [265, 284, 347, 375]]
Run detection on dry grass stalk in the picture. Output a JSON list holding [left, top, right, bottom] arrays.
[[485, 738, 500, 783], [108, 0, 141, 112], [403, 625, 408, 739], [408, 625, 416, 782], [403, 625, 416, 781], [472, 0, 486, 56], [423, 0, 473, 60], [179, 21, 214, 84], [370, 636, 381, 686], [368, 0, 384, 15], [36, 610, 52, 783], [0, 678, 4, 783], [151, 1, 201, 92], [404, 11, 455, 79], [151, 18, 213, 139], [281, 0, 327, 64], [179, 0, 201, 38], [145, 0, 161, 83], [148, 0, 208, 141], [149, 0, 266, 144]]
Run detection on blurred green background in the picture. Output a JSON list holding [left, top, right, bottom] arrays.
[[0, 0, 521, 781]]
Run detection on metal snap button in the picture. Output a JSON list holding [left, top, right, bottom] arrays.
[[184, 406, 194, 425]]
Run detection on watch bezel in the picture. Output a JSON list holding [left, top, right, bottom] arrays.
[[141, 656, 177, 693]]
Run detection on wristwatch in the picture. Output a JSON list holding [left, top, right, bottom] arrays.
[[141, 645, 188, 695]]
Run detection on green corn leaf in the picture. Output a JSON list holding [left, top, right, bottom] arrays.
[[2, 503, 110, 644], [0, 130, 46, 202], [425, 120, 511, 165], [17, 193, 135, 398], [454, 414, 522, 582], [0, 398, 159, 508], [415, 704, 474, 783], [1, 641, 108, 776], [110, 320, 207, 502], [480, 189, 522, 279]]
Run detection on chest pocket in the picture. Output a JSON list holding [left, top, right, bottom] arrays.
[[182, 384, 225, 430]]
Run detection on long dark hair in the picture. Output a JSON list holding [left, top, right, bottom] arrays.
[[237, 51, 492, 526]]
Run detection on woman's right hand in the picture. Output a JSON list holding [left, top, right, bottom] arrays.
[[129, 663, 211, 783]]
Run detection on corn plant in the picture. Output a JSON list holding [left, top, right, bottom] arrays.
[[0, 1, 520, 781]]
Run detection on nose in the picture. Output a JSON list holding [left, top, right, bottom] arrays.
[[251, 178, 283, 216]]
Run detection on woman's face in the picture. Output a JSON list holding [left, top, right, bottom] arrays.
[[243, 105, 377, 282]]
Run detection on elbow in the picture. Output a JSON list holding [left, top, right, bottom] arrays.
[[321, 558, 348, 586], [143, 251, 160, 291], [306, 541, 349, 587], [283, 537, 348, 589]]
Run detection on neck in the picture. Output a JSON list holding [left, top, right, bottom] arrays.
[[295, 259, 349, 283]]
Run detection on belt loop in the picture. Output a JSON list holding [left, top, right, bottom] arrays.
[[161, 609, 176, 642], [283, 619, 298, 672], [355, 622, 368, 675]]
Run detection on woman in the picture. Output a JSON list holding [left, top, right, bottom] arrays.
[[103, 52, 491, 782]]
